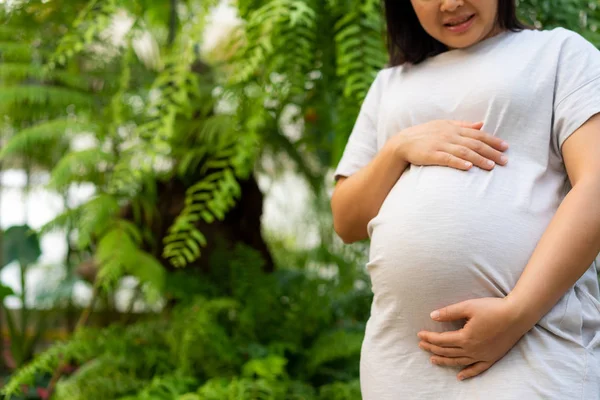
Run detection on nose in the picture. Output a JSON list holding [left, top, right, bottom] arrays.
[[440, 0, 464, 12]]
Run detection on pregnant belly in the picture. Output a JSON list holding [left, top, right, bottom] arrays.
[[366, 165, 553, 332]]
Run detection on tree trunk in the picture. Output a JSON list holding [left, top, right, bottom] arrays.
[[153, 173, 274, 274]]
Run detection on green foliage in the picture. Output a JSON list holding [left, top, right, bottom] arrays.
[[306, 330, 364, 377], [317, 380, 361, 400], [225, 0, 387, 173], [163, 141, 244, 267], [48, 149, 115, 190], [0, 42, 35, 62], [2, 225, 41, 267], [50, 0, 119, 68], [54, 357, 146, 400], [518, 0, 600, 45], [0, 85, 94, 109], [95, 221, 166, 297], [229, 0, 317, 91], [0, 118, 96, 161], [2, 245, 369, 400], [1, 0, 260, 295], [4, 0, 599, 399]]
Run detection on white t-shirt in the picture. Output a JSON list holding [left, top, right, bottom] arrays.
[[335, 28, 600, 399]]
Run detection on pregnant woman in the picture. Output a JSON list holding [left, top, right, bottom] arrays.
[[331, 0, 600, 398]]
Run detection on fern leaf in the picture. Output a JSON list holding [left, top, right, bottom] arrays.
[[0, 25, 31, 41], [164, 115, 258, 267], [49, 0, 118, 68], [54, 356, 146, 400], [333, 2, 386, 100], [0, 63, 93, 91], [0, 42, 35, 62], [38, 204, 84, 236], [306, 330, 364, 374], [228, 0, 317, 87], [118, 374, 198, 400], [73, 194, 121, 249], [197, 377, 286, 400], [0, 118, 97, 161], [317, 380, 361, 400], [0, 85, 95, 109], [96, 222, 166, 297], [1, 331, 99, 397], [242, 355, 288, 381], [48, 148, 114, 190], [162, 164, 240, 267]]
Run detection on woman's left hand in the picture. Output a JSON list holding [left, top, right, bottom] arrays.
[[417, 297, 534, 381]]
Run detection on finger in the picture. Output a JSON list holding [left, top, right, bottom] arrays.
[[419, 341, 465, 357], [460, 128, 509, 152], [432, 151, 473, 171], [444, 144, 496, 171], [430, 300, 472, 322], [449, 120, 484, 130], [418, 330, 463, 347], [457, 137, 508, 166], [458, 361, 493, 381], [431, 356, 475, 367]]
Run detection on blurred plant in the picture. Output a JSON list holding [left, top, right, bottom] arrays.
[[2, 245, 368, 399], [1, 0, 599, 400], [517, 0, 600, 44], [1, 225, 46, 368]]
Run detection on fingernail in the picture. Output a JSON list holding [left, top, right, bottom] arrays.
[[457, 375, 464, 381], [431, 359, 438, 365], [501, 141, 509, 150], [500, 155, 508, 164], [464, 161, 472, 168], [430, 310, 440, 320], [487, 160, 494, 167]]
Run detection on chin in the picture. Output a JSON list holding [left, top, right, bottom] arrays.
[[440, 32, 484, 49]]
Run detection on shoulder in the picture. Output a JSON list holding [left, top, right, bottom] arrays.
[[373, 65, 405, 88], [507, 27, 599, 67], [521, 27, 598, 51], [365, 66, 401, 100], [376, 66, 398, 83]]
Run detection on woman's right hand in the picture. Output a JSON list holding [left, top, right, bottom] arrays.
[[391, 120, 509, 171]]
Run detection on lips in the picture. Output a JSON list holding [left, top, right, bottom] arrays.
[[444, 14, 475, 27]]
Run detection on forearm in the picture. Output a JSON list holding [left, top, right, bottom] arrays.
[[331, 142, 408, 243], [507, 178, 600, 327]]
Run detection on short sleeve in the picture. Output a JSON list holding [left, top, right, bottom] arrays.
[[553, 29, 600, 154], [333, 70, 384, 180]]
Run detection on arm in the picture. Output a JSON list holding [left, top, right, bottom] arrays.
[[418, 113, 600, 380], [507, 113, 600, 324], [331, 142, 407, 244]]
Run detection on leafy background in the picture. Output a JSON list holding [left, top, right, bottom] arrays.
[[0, 0, 597, 398]]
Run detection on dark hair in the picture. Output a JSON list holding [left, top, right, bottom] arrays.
[[384, 0, 529, 66]]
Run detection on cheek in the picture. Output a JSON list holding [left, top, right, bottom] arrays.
[[475, 1, 498, 25], [412, 6, 440, 34]]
